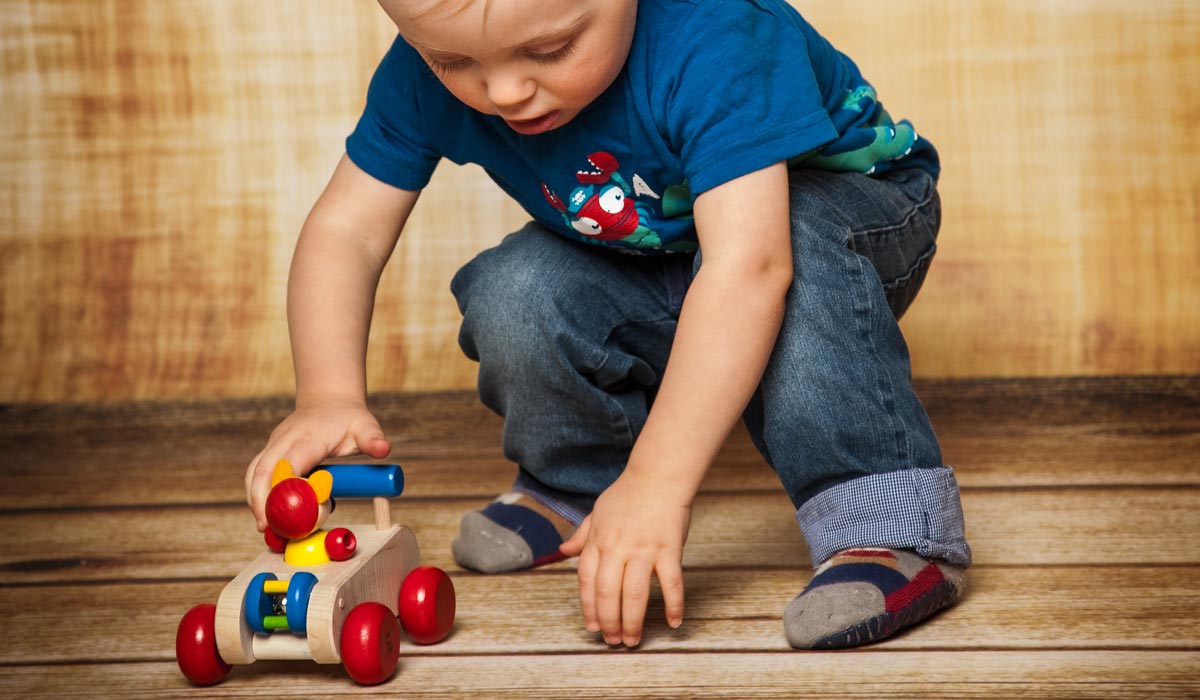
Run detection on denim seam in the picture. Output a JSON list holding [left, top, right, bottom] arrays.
[[849, 168, 940, 236], [839, 174, 920, 469], [846, 179, 936, 239], [846, 242, 911, 471], [878, 246, 937, 291]]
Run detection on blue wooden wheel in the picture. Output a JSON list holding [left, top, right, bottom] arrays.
[[244, 572, 278, 634], [285, 572, 319, 633]]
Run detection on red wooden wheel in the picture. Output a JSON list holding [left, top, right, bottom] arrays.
[[398, 566, 456, 645], [176, 603, 231, 686], [340, 602, 400, 685]]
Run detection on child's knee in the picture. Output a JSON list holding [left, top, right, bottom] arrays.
[[451, 229, 603, 372], [453, 252, 554, 365]]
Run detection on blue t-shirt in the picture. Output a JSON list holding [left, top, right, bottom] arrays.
[[346, 0, 939, 255]]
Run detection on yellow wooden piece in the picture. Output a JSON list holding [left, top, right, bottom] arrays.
[[284, 530, 331, 567], [262, 580, 289, 594], [308, 470, 333, 503], [270, 459, 295, 487]]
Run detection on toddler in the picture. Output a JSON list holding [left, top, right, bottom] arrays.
[[246, 0, 971, 650]]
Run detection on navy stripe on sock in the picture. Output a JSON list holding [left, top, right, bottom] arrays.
[[479, 502, 564, 561], [806, 562, 910, 596]]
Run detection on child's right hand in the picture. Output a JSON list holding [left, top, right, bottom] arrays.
[[244, 398, 391, 532]]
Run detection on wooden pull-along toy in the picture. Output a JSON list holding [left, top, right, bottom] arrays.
[[176, 462, 455, 686]]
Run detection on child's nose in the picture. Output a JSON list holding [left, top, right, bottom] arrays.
[[485, 70, 536, 111]]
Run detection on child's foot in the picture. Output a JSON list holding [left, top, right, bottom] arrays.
[[451, 492, 577, 573], [784, 548, 965, 649]]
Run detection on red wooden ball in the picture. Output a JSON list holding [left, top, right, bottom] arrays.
[[340, 602, 400, 685], [176, 603, 231, 686], [263, 528, 287, 553], [325, 527, 357, 561], [398, 566, 455, 645], [265, 478, 318, 540]]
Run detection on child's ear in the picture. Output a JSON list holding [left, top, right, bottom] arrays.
[[270, 459, 296, 487], [308, 469, 333, 504]]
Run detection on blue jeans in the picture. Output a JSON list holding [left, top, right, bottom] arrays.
[[451, 168, 971, 568]]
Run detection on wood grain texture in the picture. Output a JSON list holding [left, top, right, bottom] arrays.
[[2, 376, 1197, 509], [0, 377, 1197, 697], [2, 487, 1198, 584], [0, 654, 1197, 700], [2, 2, 1198, 402], [1, 567, 1196, 664]]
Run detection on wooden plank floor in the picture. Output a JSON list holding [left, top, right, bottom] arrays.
[[1, 376, 1198, 699]]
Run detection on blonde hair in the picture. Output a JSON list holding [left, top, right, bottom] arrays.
[[405, 0, 494, 31]]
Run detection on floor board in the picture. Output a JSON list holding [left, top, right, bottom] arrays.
[[2, 487, 1197, 584], [3, 376, 1196, 510], [2, 653, 1198, 700], [1, 566, 1196, 665], [0, 376, 1197, 698]]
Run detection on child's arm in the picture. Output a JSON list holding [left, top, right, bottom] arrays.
[[244, 154, 420, 531], [560, 162, 793, 646]]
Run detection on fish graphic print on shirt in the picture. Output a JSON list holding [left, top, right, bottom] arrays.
[[540, 152, 697, 253]]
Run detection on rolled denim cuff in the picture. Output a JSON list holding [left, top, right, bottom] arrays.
[[796, 466, 972, 568]]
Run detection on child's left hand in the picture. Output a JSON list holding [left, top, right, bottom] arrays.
[[559, 471, 691, 647]]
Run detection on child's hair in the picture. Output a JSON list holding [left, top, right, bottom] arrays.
[[405, 0, 495, 30]]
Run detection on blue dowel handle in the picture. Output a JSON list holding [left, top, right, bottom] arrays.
[[317, 464, 404, 498]]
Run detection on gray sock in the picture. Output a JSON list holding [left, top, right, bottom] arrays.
[[451, 492, 576, 574], [784, 548, 965, 649]]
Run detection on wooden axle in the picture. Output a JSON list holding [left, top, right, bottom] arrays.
[[373, 496, 391, 530], [251, 633, 313, 661]]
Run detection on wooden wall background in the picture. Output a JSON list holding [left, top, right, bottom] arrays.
[[1, 1, 1196, 404]]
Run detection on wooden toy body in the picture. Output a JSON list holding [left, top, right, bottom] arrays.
[[214, 523, 421, 665]]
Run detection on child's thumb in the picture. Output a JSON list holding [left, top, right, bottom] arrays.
[[558, 515, 591, 557], [355, 427, 391, 458]]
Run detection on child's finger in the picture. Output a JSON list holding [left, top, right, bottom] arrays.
[[620, 560, 654, 646], [357, 433, 391, 457], [656, 555, 685, 629], [351, 419, 391, 458], [559, 516, 590, 557], [594, 556, 626, 645], [279, 440, 330, 481], [244, 448, 268, 507], [576, 543, 600, 632], [247, 450, 287, 530]]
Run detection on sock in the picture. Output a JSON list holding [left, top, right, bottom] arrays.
[[451, 492, 576, 574], [783, 548, 965, 649]]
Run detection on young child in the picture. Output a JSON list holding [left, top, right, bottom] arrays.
[[245, 0, 971, 650]]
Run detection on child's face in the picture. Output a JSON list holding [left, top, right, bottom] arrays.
[[378, 0, 637, 135]]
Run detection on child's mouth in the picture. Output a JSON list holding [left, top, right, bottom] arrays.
[[505, 111, 560, 135]]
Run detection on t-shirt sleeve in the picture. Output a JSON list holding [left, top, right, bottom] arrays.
[[345, 37, 441, 192], [655, 2, 839, 196]]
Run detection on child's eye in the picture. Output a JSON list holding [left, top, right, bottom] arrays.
[[424, 55, 472, 76], [526, 39, 578, 65]]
